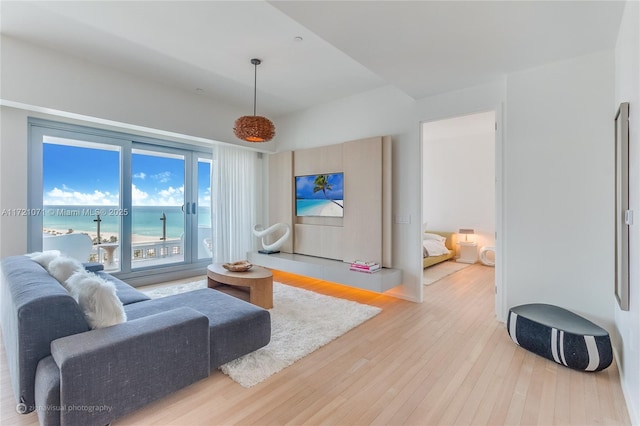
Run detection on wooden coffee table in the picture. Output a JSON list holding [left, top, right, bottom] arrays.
[[207, 263, 273, 309]]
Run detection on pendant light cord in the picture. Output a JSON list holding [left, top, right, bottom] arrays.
[[253, 61, 258, 116]]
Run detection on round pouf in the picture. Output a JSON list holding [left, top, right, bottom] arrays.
[[479, 246, 495, 266], [507, 303, 612, 371]]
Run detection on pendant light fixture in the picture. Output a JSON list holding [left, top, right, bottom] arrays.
[[233, 58, 275, 142]]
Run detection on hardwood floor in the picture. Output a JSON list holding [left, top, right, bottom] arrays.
[[1, 264, 630, 425]]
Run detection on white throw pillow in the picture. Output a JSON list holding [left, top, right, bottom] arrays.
[[423, 239, 450, 256], [28, 250, 61, 269], [423, 232, 446, 243], [47, 256, 84, 288], [66, 271, 127, 329]]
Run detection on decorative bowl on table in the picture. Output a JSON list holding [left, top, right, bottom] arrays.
[[222, 260, 253, 272]]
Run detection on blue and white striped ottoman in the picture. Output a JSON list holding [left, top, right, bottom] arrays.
[[507, 303, 612, 372]]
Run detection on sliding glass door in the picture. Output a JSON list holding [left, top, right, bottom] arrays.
[[130, 147, 186, 269], [29, 119, 212, 282], [41, 136, 122, 268]]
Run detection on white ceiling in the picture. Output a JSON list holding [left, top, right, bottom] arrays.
[[0, 1, 626, 117]]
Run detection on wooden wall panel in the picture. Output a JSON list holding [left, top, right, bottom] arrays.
[[294, 144, 343, 176], [294, 224, 343, 260], [343, 137, 383, 263], [292, 144, 345, 256], [382, 136, 393, 267], [267, 151, 293, 253], [270, 136, 390, 265]]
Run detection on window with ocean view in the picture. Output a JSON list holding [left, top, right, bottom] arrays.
[[30, 119, 213, 283], [131, 148, 185, 269], [43, 137, 122, 268]]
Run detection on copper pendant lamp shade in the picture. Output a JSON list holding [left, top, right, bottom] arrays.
[[234, 58, 275, 143], [234, 115, 275, 142]]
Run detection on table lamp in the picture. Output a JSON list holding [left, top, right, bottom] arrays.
[[458, 228, 475, 242]]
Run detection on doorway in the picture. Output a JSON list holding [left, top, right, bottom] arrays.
[[421, 110, 501, 316]]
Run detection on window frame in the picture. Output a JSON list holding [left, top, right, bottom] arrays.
[[28, 118, 213, 285]]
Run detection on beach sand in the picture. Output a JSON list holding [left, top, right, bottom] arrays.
[[304, 200, 344, 217]]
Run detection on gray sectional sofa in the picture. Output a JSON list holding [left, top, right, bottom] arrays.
[[1, 254, 271, 425]]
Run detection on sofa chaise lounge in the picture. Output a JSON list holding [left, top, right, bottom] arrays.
[[1, 254, 271, 425]]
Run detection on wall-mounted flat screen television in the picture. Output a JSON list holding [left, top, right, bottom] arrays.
[[295, 173, 344, 217]]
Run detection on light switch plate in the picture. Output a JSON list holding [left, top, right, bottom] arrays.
[[394, 214, 411, 224]]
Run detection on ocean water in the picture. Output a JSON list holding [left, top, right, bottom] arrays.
[[43, 205, 211, 238]]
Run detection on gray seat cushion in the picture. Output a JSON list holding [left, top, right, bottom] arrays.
[[95, 271, 150, 305], [124, 288, 270, 368], [34, 356, 60, 426]]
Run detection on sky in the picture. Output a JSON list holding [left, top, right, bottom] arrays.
[[43, 142, 211, 206], [295, 173, 344, 200]]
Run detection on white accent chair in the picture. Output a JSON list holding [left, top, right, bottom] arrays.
[[42, 233, 93, 262]]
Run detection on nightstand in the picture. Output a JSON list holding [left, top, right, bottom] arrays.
[[457, 241, 478, 264]]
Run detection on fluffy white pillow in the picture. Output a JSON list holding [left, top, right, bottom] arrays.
[[28, 250, 61, 269], [423, 232, 446, 242], [423, 239, 450, 257], [47, 256, 84, 287], [66, 271, 127, 329]]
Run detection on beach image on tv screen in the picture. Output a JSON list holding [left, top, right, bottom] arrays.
[[295, 173, 344, 217]]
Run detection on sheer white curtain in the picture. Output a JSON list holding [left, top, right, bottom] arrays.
[[211, 144, 260, 263]]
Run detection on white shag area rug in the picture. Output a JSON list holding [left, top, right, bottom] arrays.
[[141, 280, 381, 387], [423, 260, 471, 285]]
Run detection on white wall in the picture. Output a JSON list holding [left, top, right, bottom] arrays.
[[422, 111, 496, 251], [0, 107, 31, 258], [0, 36, 265, 150], [614, 1, 640, 424], [505, 51, 615, 328]]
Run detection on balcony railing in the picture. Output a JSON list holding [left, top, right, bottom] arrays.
[[91, 238, 184, 271], [75, 212, 214, 270]]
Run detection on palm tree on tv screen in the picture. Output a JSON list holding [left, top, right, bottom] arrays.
[[313, 175, 343, 209]]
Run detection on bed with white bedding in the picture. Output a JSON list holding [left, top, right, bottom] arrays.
[[423, 231, 456, 268]]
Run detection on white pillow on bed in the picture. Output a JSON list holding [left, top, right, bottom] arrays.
[[423, 239, 450, 256], [423, 233, 446, 242]]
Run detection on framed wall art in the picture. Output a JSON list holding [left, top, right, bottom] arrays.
[[615, 102, 630, 311]]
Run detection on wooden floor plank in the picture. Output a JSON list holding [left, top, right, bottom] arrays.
[[0, 264, 631, 425]]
